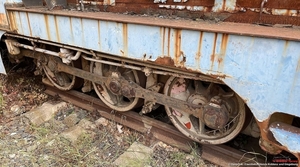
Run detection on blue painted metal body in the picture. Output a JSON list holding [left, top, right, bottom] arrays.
[[6, 9, 300, 122]]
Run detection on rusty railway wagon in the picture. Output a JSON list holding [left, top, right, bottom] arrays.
[[0, 0, 300, 164]]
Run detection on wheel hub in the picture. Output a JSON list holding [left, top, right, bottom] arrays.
[[91, 61, 143, 112], [203, 96, 229, 129], [188, 93, 208, 106], [108, 80, 121, 95]]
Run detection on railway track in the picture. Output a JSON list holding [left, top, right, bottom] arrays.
[[44, 84, 268, 167]]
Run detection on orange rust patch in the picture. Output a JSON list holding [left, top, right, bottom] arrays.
[[154, 56, 175, 67]]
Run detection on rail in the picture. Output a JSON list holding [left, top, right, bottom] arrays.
[[44, 84, 267, 166]]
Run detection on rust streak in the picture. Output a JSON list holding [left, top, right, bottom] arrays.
[[98, 20, 101, 49], [174, 29, 182, 66], [218, 33, 229, 71], [123, 23, 128, 57], [167, 28, 171, 57], [0, 13, 8, 26], [25, 12, 32, 36], [161, 27, 165, 56], [80, 18, 84, 45], [297, 58, 300, 72], [222, 0, 226, 11], [7, 12, 16, 32], [44, 14, 51, 40], [69, 17, 74, 44], [283, 41, 289, 55], [54, 16, 60, 42], [196, 32, 203, 69], [17, 12, 23, 34], [210, 33, 218, 70], [221, 34, 228, 54]]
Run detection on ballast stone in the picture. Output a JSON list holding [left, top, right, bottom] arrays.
[[24, 102, 67, 126], [61, 119, 94, 143], [113, 142, 152, 167]]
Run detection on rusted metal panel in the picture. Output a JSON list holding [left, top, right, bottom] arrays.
[[118, 0, 214, 6], [225, 11, 300, 26], [237, 0, 300, 10], [64, 0, 300, 25]]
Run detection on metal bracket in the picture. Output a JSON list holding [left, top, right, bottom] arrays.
[[259, 0, 268, 22], [140, 83, 163, 115]]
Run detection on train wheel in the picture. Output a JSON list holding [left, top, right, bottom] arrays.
[[91, 62, 141, 112], [43, 56, 80, 91], [164, 76, 246, 144]]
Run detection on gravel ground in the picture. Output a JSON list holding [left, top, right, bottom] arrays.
[[0, 65, 215, 166]]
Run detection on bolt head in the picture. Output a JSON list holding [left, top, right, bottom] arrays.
[[109, 80, 121, 94]]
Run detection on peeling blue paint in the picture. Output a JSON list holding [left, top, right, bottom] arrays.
[[270, 126, 300, 153]]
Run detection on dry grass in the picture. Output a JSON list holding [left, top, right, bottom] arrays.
[[149, 142, 207, 167], [0, 74, 5, 110]]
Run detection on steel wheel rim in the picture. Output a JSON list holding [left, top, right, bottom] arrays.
[[164, 76, 246, 144], [91, 61, 141, 112], [43, 56, 77, 91]]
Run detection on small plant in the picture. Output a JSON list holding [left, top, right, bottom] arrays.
[[31, 125, 50, 138], [124, 130, 142, 145]]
